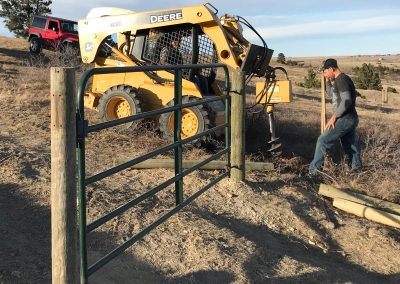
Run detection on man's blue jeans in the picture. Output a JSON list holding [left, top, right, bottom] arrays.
[[309, 115, 362, 173]]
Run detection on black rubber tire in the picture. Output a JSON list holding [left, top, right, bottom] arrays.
[[98, 85, 141, 129], [159, 96, 212, 144], [29, 37, 41, 54]]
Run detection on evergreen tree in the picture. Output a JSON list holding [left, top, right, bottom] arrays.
[[297, 67, 320, 89], [352, 63, 382, 90], [0, 0, 52, 38], [277, 53, 286, 64]]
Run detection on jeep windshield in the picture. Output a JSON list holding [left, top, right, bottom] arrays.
[[60, 21, 78, 33]]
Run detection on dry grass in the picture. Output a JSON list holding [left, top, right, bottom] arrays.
[[321, 119, 400, 203], [4, 47, 91, 109]]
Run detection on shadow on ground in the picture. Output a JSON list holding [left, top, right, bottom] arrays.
[[0, 181, 235, 283], [0, 183, 51, 283], [0, 47, 30, 63], [192, 207, 400, 283]]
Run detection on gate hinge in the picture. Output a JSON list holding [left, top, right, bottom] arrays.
[[76, 115, 88, 142]]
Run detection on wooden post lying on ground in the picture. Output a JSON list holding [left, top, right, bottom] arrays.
[[51, 67, 78, 284], [320, 73, 326, 133], [333, 198, 400, 228], [123, 159, 273, 171], [382, 85, 388, 104], [230, 71, 246, 181], [319, 184, 400, 215]]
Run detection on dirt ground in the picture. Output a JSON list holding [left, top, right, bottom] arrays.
[[1, 36, 400, 283]]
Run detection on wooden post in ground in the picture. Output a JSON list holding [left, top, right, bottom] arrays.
[[320, 73, 326, 133], [51, 67, 78, 284], [382, 85, 388, 104], [230, 71, 246, 181]]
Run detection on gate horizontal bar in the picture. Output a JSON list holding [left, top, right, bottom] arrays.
[[177, 95, 227, 109], [88, 105, 179, 133], [87, 149, 228, 232], [86, 123, 227, 186], [88, 95, 228, 134], [87, 171, 229, 276], [85, 141, 179, 185], [181, 123, 227, 145]]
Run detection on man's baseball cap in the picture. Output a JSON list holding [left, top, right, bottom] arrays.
[[322, 58, 338, 70]]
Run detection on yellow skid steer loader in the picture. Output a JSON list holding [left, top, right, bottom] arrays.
[[78, 3, 291, 145]]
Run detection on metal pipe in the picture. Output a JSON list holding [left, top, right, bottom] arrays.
[[76, 77, 88, 284], [174, 69, 183, 205], [181, 123, 226, 145], [85, 142, 180, 185], [225, 76, 231, 176], [268, 112, 276, 141], [88, 96, 227, 134]]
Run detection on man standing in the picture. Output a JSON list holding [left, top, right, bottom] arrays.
[[309, 58, 362, 174]]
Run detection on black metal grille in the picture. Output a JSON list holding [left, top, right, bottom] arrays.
[[143, 29, 191, 78], [197, 34, 218, 77], [143, 27, 218, 80]]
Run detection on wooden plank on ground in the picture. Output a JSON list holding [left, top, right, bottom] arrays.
[[319, 183, 400, 215], [124, 159, 274, 171], [333, 198, 400, 228]]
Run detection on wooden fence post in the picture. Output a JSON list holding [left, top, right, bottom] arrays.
[[382, 85, 388, 104], [321, 73, 326, 133], [51, 67, 78, 283], [230, 71, 245, 181]]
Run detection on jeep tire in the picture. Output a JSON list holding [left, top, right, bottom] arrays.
[[29, 37, 41, 54]]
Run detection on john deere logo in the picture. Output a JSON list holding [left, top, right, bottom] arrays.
[[150, 10, 183, 24]]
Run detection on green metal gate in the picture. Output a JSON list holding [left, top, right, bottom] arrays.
[[76, 63, 230, 283]]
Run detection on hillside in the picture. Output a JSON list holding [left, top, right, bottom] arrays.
[[1, 36, 400, 283]]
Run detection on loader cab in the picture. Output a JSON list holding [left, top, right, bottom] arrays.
[[130, 25, 218, 95]]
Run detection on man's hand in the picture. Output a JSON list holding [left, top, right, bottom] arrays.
[[325, 77, 332, 86], [325, 115, 337, 130]]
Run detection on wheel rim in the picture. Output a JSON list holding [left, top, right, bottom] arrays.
[[169, 108, 199, 139], [106, 96, 132, 120], [31, 40, 38, 51]]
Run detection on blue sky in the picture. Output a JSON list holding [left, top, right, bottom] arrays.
[[1, 0, 399, 57]]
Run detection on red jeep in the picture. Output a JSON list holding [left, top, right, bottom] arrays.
[[28, 15, 79, 54]]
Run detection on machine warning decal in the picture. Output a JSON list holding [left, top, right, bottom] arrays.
[[85, 42, 93, 52], [150, 10, 183, 24]]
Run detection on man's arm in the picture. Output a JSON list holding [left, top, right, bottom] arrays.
[[324, 79, 337, 130], [334, 90, 352, 118]]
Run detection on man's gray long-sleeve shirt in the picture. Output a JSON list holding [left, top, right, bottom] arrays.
[[326, 73, 357, 118]]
